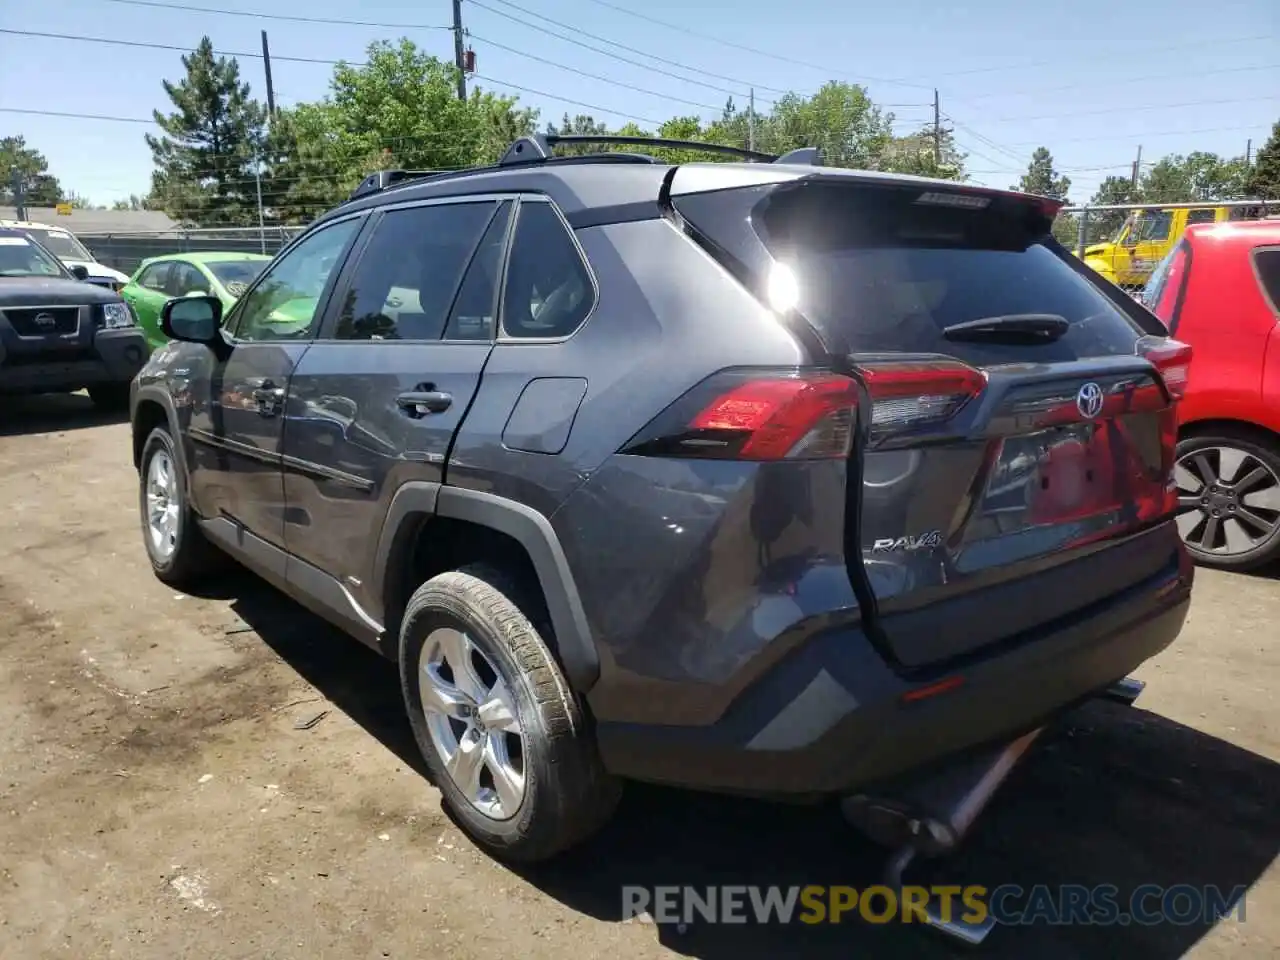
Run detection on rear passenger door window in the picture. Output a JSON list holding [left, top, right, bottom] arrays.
[[1255, 249, 1280, 316], [445, 201, 513, 341], [168, 262, 208, 297], [501, 200, 595, 339], [138, 262, 170, 291], [333, 201, 497, 341]]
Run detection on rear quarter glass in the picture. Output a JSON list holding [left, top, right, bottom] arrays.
[[675, 180, 1150, 366]]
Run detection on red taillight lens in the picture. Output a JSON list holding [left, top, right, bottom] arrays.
[[622, 370, 858, 461], [1136, 336, 1193, 401], [857, 359, 987, 438], [689, 374, 858, 459]]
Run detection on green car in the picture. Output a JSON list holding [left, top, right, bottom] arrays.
[[122, 252, 273, 348]]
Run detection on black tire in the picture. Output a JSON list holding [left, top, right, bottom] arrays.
[[88, 383, 130, 410], [399, 564, 619, 863], [138, 426, 222, 586], [1176, 427, 1280, 571]]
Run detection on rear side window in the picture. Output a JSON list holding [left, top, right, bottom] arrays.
[[1143, 239, 1191, 331], [1255, 249, 1280, 316], [677, 181, 1146, 365], [501, 201, 594, 339], [138, 262, 170, 290]]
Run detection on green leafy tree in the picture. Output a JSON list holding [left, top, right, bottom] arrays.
[[1245, 120, 1280, 200], [881, 124, 967, 180], [761, 82, 894, 168], [146, 37, 268, 225], [1013, 147, 1071, 201], [545, 114, 611, 155], [0, 135, 65, 206], [1087, 174, 1141, 240], [262, 40, 535, 221], [111, 194, 153, 211], [1140, 152, 1249, 203]]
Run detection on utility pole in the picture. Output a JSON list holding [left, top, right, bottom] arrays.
[[1246, 138, 1252, 165], [932, 89, 941, 166], [10, 168, 25, 220], [748, 88, 755, 153], [1131, 144, 1142, 190], [452, 0, 467, 101], [261, 31, 277, 119]]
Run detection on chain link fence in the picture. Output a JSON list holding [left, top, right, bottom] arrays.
[[77, 226, 305, 275]]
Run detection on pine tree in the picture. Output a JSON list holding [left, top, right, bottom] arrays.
[[146, 37, 267, 225], [1013, 147, 1071, 201], [1246, 120, 1280, 200]]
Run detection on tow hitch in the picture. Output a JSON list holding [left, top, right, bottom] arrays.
[[840, 676, 1145, 946]]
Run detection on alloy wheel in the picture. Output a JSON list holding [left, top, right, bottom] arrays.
[[1175, 445, 1280, 558], [145, 450, 180, 561], [418, 626, 526, 820]]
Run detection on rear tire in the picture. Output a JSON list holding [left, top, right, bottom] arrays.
[[1175, 427, 1280, 571], [138, 426, 222, 586], [399, 564, 619, 863], [88, 383, 130, 410]]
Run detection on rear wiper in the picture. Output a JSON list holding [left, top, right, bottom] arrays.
[[942, 313, 1070, 344]]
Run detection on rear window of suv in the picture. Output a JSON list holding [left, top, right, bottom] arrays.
[[676, 180, 1152, 365]]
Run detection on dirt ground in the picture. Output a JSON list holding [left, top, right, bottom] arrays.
[[0, 393, 1277, 960]]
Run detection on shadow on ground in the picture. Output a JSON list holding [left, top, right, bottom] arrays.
[[193, 569, 1279, 960], [0, 393, 128, 437]]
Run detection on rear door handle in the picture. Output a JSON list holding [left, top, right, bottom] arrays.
[[396, 390, 453, 416]]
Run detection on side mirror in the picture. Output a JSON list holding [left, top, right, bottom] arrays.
[[162, 294, 223, 345], [70, 264, 90, 281]]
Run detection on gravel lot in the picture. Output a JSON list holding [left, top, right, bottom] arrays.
[[1, 393, 1277, 960]]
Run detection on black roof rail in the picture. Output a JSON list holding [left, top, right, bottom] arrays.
[[774, 147, 822, 166], [347, 168, 456, 202], [500, 133, 780, 165]]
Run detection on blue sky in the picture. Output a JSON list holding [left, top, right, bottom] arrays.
[[1, 0, 1276, 206]]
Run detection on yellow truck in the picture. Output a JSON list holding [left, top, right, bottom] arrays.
[[1081, 204, 1267, 289]]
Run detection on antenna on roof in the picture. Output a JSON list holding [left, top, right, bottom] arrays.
[[774, 147, 821, 166]]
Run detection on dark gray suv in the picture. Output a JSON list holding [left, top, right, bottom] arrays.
[[130, 135, 1194, 868]]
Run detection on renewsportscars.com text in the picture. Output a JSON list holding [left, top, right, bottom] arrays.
[[622, 883, 1248, 927]]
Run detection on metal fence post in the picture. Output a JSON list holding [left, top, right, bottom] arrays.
[[1076, 207, 1089, 259]]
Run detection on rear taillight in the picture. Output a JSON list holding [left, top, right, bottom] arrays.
[[621, 360, 987, 461], [622, 369, 859, 461], [1136, 336, 1193, 401], [857, 359, 987, 439]]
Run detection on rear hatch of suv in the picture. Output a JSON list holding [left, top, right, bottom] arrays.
[[670, 172, 1189, 670]]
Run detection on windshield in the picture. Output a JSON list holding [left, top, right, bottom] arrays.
[[0, 234, 68, 278], [24, 228, 94, 262], [207, 259, 269, 295]]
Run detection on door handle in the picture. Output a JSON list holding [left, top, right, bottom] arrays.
[[396, 390, 453, 416], [250, 381, 285, 416]]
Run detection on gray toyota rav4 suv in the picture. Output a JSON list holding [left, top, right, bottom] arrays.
[[130, 135, 1195, 873]]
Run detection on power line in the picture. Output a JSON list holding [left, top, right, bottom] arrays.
[[468, 0, 788, 98], [85, 0, 449, 30], [979, 95, 1279, 124], [569, 0, 936, 91], [929, 33, 1276, 80], [0, 28, 350, 66], [957, 62, 1280, 104], [468, 32, 725, 112], [1005, 124, 1269, 147], [465, 13, 769, 107], [471, 74, 662, 125]]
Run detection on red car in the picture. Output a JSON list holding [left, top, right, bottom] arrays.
[[1143, 218, 1280, 570]]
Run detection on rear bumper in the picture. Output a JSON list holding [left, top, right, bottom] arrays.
[[596, 544, 1192, 797], [0, 329, 149, 394]]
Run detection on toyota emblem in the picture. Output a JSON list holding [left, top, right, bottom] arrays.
[[34, 312, 56, 329], [1076, 381, 1105, 419]]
